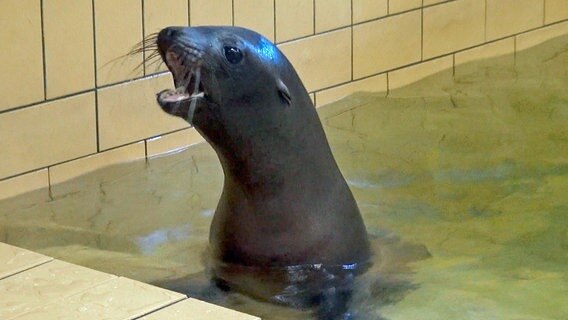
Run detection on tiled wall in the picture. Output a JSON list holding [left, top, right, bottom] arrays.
[[2, 0, 568, 199]]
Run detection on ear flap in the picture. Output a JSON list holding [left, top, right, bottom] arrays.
[[277, 79, 292, 106]]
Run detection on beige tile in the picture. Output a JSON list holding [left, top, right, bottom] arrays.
[[545, 0, 568, 24], [44, 0, 94, 99], [140, 298, 260, 320], [144, 0, 188, 35], [0, 93, 97, 180], [275, 0, 314, 43], [310, 93, 316, 105], [234, 0, 275, 41], [49, 142, 145, 186], [388, 0, 422, 14], [0, 170, 49, 201], [353, 11, 422, 79], [424, 0, 447, 5], [98, 74, 189, 150], [190, 0, 233, 26], [455, 38, 515, 67], [279, 28, 351, 92], [389, 55, 453, 90], [95, 0, 143, 86], [144, 0, 189, 74], [147, 128, 204, 157], [0, 0, 43, 111], [454, 38, 515, 78], [454, 40, 516, 81], [13, 277, 185, 320], [516, 20, 568, 51], [0, 243, 52, 280], [315, 74, 387, 107], [315, 0, 351, 33], [486, 0, 544, 41], [0, 260, 115, 319], [423, 0, 486, 59], [353, 0, 388, 23]]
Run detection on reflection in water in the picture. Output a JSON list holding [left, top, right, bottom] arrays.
[[2, 35, 568, 319], [136, 225, 192, 255]]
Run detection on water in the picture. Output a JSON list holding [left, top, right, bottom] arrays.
[[1, 35, 568, 319]]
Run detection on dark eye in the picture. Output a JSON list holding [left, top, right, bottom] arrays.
[[223, 46, 243, 64]]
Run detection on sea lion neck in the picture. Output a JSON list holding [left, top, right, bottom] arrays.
[[207, 94, 343, 197]]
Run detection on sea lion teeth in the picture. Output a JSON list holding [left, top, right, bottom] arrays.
[[158, 89, 190, 103]]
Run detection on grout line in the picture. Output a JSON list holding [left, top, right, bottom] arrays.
[[40, 0, 47, 100], [313, 0, 316, 34], [350, 0, 354, 81], [513, 36, 518, 66], [421, 2, 424, 61], [543, 0, 546, 26], [141, 0, 146, 76], [144, 140, 149, 163], [92, 0, 98, 86], [452, 54, 456, 77], [231, 0, 235, 26], [188, 0, 191, 26], [95, 89, 100, 153], [386, 72, 390, 96], [484, 0, 488, 41], [91, 0, 100, 152], [132, 298, 190, 320], [273, 0, 277, 42], [47, 166, 54, 200], [0, 259, 54, 282]]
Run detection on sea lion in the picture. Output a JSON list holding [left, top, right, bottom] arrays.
[[152, 26, 371, 315]]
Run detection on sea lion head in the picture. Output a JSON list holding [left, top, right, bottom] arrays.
[[154, 26, 300, 150]]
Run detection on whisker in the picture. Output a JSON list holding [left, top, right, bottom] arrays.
[[180, 69, 192, 89], [146, 51, 161, 60], [131, 59, 148, 74], [127, 33, 159, 56], [144, 52, 164, 71], [186, 67, 201, 124], [146, 60, 166, 73], [146, 61, 166, 74]]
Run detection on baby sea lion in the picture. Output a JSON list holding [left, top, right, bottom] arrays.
[[153, 26, 371, 317]]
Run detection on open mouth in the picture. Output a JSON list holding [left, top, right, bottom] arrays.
[[157, 51, 205, 123]]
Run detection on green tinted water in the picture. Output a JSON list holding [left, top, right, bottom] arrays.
[[1, 35, 567, 319]]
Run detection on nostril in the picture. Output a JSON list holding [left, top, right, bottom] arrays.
[[159, 27, 183, 43], [166, 28, 176, 38]]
